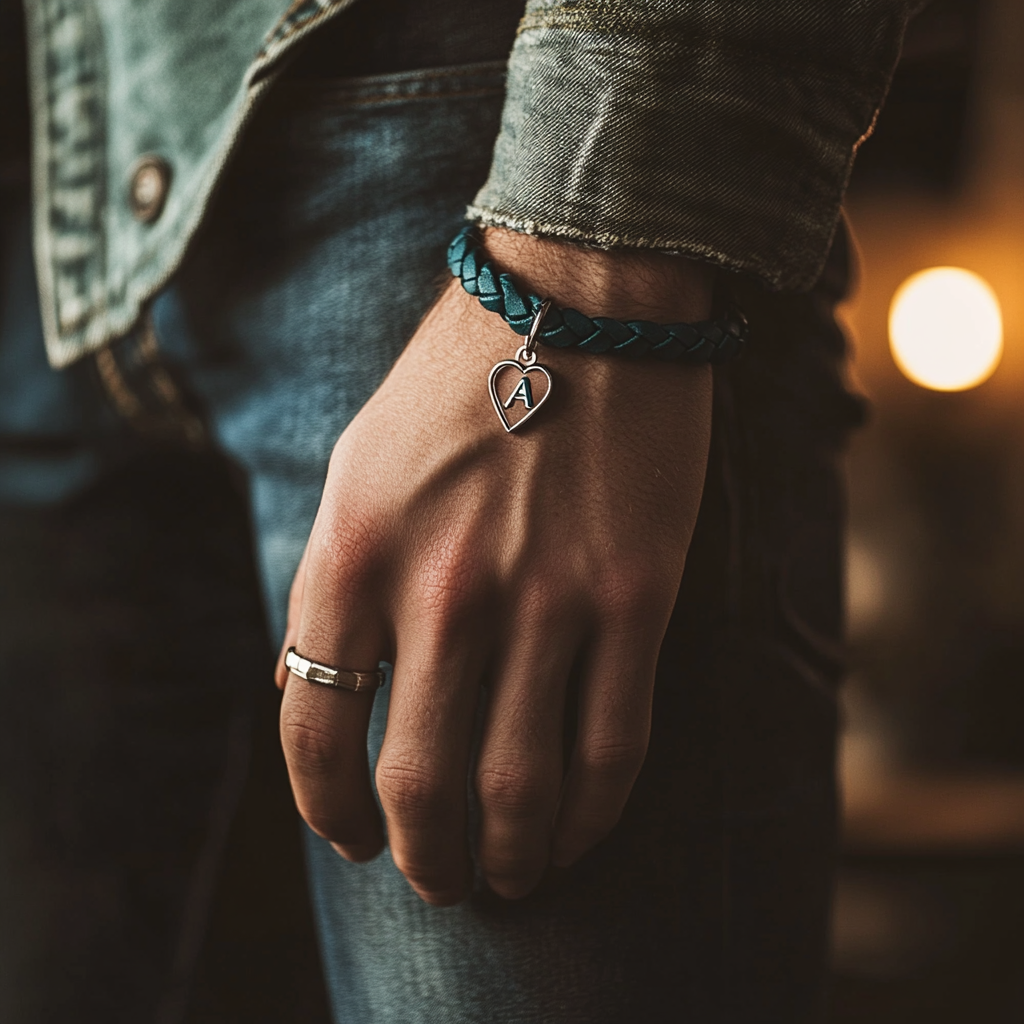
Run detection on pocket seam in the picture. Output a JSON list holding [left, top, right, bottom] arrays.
[[279, 59, 508, 106]]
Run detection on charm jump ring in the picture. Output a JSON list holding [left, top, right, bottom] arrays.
[[516, 298, 552, 366]]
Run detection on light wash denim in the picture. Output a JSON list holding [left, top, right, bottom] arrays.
[[23, 0, 918, 367], [3, 59, 862, 1021]]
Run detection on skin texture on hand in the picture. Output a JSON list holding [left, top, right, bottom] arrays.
[[274, 229, 714, 905]]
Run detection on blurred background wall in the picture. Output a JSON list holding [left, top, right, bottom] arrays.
[[831, 0, 1024, 1018]]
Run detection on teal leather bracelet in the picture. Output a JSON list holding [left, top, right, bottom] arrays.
[[447, 226, 747, 364]]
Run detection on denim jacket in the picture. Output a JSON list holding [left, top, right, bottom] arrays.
[[24, 0, 917, 369]]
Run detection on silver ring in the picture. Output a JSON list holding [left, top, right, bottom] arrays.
[[285, 647, 386, 693]]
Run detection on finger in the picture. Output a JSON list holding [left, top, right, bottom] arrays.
[[474, 609, 581, 899], [275, 542, 310, 689], [375, 625, 487, 906], [551, 627, 659, 868], [279, 530, 389, 863]]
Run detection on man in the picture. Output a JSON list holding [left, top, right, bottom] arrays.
[[4, 0, 915, 1019]]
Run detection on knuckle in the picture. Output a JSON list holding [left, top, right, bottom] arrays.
[[579, 733, 648, 783], [310, 514, 383, 594], [375, 759, 449, 822], [423, 591, 477, 644], [418, 576, 482, 640], [280, 713, 341, 774], [415, 533, 491, 631], [476, 763, 551, 819]]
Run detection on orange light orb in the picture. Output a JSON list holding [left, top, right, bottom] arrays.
[[888, 267, 1003, 392]]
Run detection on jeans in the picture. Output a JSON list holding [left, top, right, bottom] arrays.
[[0, 60, 861, 1023]]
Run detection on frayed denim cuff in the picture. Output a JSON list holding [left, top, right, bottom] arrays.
[[470, 0, 916, 292]]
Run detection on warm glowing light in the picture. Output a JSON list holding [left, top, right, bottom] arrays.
[[888, 267, 1003, 391]]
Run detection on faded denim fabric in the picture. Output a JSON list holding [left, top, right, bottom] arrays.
[[23, 0, 362, 369], [24, 0, 916, 369], [3, 57, 860, 1020], [0, 60, 509, 1021], [470, 0, 918, 290]]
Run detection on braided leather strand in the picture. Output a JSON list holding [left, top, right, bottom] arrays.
[[447, 227, 746, 363]]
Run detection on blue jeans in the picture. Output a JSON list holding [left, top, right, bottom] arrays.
[[0, 61, 860, 1023]]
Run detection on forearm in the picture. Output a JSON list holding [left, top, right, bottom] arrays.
[[482, 227, 716, 324]]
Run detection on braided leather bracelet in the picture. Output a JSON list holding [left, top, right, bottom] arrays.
[[447, 226, 747, 364], [446, 227, 747, 433]]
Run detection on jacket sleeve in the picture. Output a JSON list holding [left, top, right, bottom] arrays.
[[469, 0, 920, 291]]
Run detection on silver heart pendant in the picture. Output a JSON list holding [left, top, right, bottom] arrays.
[[487, 360, 553, 433]]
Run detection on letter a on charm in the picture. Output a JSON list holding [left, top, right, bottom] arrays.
[[503, 374, 535, 410]]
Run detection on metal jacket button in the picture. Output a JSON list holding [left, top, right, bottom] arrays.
[[128, 155, 170, 223]]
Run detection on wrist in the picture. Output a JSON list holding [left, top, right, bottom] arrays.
[[430, 280, 712, 435], [481, 227, 715, 324]]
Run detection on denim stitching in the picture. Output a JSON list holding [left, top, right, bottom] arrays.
[[321, 89, 506, 108], [279, 60, 508, 105], [260, 0, 342, 57]]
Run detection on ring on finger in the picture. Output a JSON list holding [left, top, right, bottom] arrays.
[[285, 647, 386, 693]]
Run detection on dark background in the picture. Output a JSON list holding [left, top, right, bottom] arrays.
[[832, 0, 1024, 1020]]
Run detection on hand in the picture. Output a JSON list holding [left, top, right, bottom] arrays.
[[275, 229, 714, 905]]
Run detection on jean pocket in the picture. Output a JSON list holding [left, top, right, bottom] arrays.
[[245, 60, 506, 207], [218, 59, 506, 264]]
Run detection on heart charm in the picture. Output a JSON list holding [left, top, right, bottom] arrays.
[[487, 360, 553, 433]]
